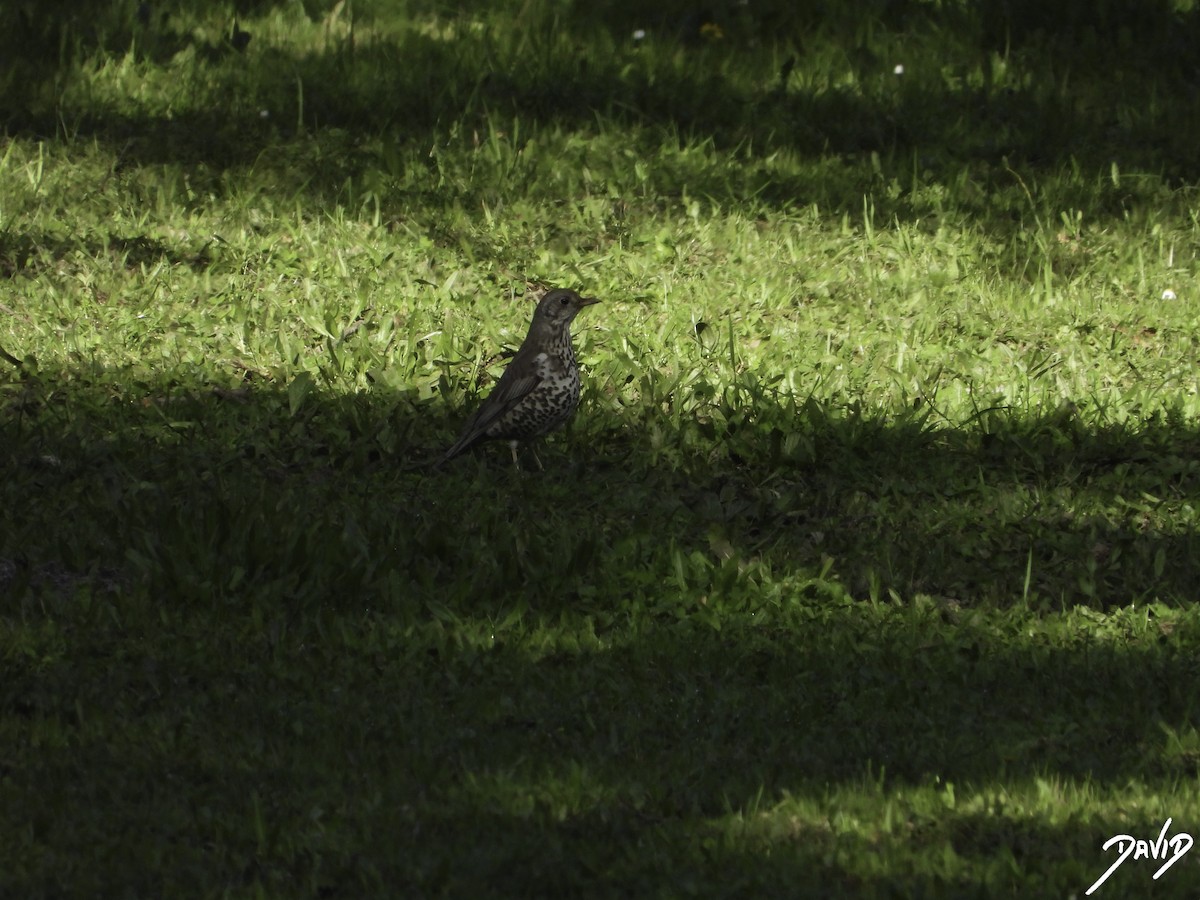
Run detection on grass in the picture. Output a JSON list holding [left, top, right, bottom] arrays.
[[3, 0, 1200, 896]]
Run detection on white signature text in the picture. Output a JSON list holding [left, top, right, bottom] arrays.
[[1086, 818, 1193, 895]]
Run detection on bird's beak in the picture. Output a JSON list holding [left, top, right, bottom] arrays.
[[579, 296, 601, 307]]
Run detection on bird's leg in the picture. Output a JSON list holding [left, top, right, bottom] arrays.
[[508, 440, 522, 471], [529, 444, 544, 472]]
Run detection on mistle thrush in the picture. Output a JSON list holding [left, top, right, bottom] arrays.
[[440, 288, 600, 468]]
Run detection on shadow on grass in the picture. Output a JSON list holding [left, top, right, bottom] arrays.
[[3, 0, 1200, 229], [3, 360, 1198, 608], [3, 362, 1199, 894], [0, 229, 216, 279]]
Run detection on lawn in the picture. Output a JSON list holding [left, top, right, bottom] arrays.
[[3, 0, 1200, 896]]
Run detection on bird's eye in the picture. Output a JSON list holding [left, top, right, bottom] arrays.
[[559, 295, 570, 305]]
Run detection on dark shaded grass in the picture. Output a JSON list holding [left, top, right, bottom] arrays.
[[3, 482, 1197, 897], [3, 361, 1197, 612]]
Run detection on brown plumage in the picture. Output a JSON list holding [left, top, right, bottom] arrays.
[[440, 288, 600, 468]]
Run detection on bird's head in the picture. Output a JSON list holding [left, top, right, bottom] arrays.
[[533, 288, 601, 327]]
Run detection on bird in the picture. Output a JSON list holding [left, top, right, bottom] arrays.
[[439, 288, 601, 469]]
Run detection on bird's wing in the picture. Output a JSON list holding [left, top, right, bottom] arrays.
[[440, 358, 544, 462], [463, 369, 542, 435]]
